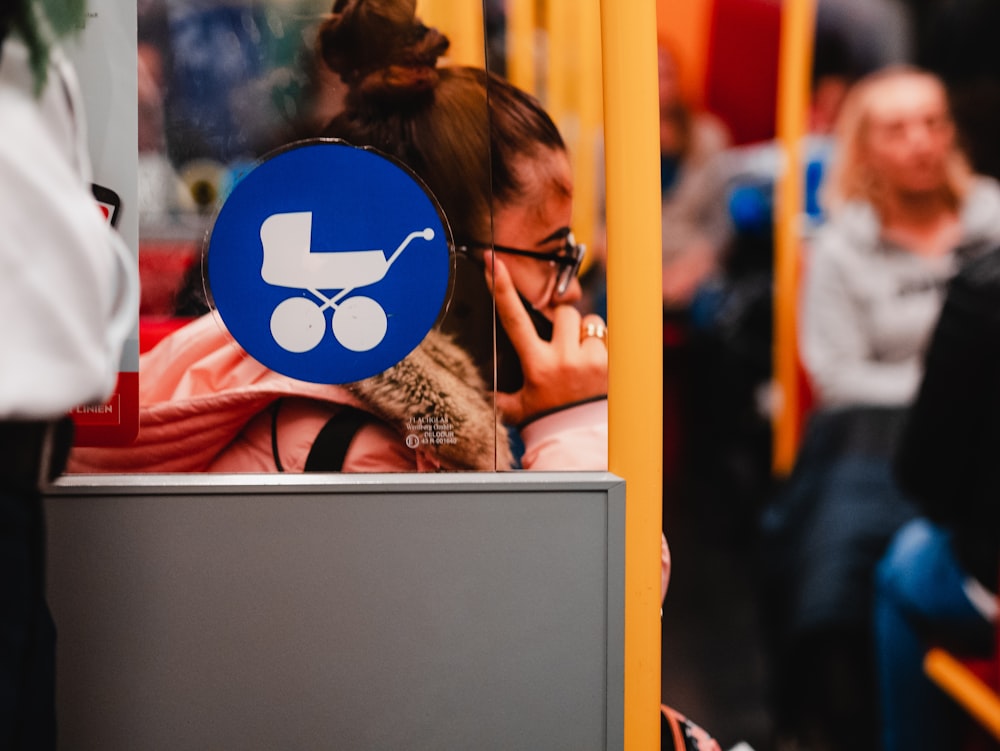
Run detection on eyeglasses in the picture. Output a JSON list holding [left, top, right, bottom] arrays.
[[457, 232, 586, 299]]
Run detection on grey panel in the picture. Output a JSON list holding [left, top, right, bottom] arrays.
[[45, 473, 624, 751]]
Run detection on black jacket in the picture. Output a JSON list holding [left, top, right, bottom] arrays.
[[895, 246, 1000, 588]]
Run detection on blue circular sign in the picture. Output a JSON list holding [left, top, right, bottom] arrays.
[[207, 140, 453, 384]]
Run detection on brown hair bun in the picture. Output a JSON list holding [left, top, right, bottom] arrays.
[[318, 0, 450, 107]]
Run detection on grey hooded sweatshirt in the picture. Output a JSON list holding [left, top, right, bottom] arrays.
[[801, 177, 1000, 409]]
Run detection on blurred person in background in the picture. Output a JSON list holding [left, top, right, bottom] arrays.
[[658, 39, 731, 312], [759, 66, 1000, 751], [801, 67, 1000, 410], [578, 39, 730, 323], [875, 244, 1000, 751], [818, 0, 913, 74], [912, 0, 1000, 184], [0, 0, 137, 747], [658, 8, 884, 315], [658, 21, 866, 533], [136, 37, 185, 228]]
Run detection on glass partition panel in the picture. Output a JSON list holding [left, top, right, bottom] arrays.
[[67, 0, 610, 475]]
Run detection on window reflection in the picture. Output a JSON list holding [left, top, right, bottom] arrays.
[[137, 1, 331, 321]]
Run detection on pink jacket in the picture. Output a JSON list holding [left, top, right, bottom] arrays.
[[70, 313, 608, 474]]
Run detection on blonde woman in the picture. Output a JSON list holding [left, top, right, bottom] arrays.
[[804, 66, 1000, 409], [762, 67, 1000, 751]]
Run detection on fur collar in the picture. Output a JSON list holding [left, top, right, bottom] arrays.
[[348, 330, 513, 470]]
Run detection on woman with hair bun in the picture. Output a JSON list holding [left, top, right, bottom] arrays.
[[71, 0, 680, 734], [72, 0, 614, 480], [317, 0, 611, 443]]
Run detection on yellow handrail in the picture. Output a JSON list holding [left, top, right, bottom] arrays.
[[416, 0, 485, 67], [772, 0, 816, 476], [426, 2, 664, 745], [543, 0, 602, 261], [506, 0, 536, 94], [925, 648, 1000, 741], [544, 0, 572, 119], [602, 0, 663, 747], [574, 0, 603, 263]]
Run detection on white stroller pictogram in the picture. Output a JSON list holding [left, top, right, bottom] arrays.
[[260, 212, 435, 353]]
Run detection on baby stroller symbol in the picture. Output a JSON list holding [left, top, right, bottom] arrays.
[[260, 212, 434, 353]]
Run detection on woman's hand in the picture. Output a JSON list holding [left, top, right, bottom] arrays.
[[485, 252, 608, 425]]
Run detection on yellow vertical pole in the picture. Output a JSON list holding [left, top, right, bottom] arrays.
[[772, 0, 816, 476], [602, 0, 662, 747], [544, 0, 601, 253], [506, 0, 537, 94], [417, 0, 485, 67], [545, 0, 573, 119], [573, 0, 603, 253]]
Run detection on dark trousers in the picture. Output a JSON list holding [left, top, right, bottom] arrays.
[[0, 484, 56, 750]]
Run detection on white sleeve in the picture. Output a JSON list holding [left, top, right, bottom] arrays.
[[0, 40, 138, 418], [519, 398, 608, 471]]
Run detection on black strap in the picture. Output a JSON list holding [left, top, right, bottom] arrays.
[[270, 400, 285, 472], [303, 407, 370, 472]]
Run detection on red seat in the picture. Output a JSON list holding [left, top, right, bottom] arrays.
[[704, 0, 781, 146]]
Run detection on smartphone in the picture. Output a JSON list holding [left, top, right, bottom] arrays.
[[441, 253, 554, 394], [92, 183, 122, 228]]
